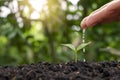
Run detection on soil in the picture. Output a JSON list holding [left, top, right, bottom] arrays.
[[0, 61, 120, 80]]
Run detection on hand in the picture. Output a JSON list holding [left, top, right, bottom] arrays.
[[80, 0, 120, 29]]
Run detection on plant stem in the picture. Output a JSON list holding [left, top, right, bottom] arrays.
[[75, 50, 77, 62]]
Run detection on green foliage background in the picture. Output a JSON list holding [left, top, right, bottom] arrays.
[[0, 0, 120, 65]]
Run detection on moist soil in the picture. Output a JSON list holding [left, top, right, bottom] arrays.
[[0, 61, 120, 80]]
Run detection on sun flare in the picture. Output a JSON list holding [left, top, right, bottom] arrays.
[[28, 0, 47, 19], [29, 0, 47, 12]]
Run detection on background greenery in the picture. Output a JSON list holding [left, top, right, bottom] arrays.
[[0, 0, 120, 65]]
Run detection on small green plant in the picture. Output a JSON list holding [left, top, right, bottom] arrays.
[[61, 42, 91, 62]]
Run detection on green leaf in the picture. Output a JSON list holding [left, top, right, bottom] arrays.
[[61, 44, 75, 51], [76, 42, 91, 52]]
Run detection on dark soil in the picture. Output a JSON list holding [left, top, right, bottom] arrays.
[[0, 61, 120, 80]]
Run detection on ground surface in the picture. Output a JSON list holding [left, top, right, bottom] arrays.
[[0, 61, 120, 80]]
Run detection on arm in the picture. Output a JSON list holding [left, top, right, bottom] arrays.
[[81, 0, 120, 29]]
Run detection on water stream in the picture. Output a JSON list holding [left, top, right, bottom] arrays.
[[82, 29, 86, 62]]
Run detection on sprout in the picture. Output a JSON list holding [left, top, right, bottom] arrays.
[[61, 42, 91, 62]]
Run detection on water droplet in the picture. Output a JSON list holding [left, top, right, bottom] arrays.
[[82, 29, 86, 62]]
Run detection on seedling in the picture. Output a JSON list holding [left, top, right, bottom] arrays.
[[61, 42, 91, 62]]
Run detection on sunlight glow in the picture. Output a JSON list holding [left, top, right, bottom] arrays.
[[29, 0, 47, 12], [68, 0, 79, 5], [61, 1, 67, 10], [30, 11, 40, 19], [0, 6, 10, 17]]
